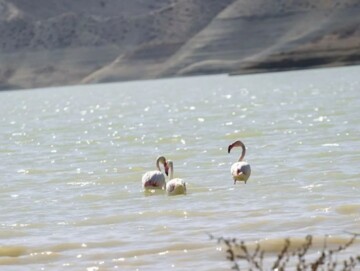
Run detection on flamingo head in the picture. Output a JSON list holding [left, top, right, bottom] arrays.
[[164, 162, 169, 176]]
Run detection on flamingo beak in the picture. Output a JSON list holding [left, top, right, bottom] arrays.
[[164, 163, 169, 176], [228, 145, 232, 153]]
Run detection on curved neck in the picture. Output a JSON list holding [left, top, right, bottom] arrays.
[[229, 140, 246, 161], [238, 141, 246, 162], [168, 161, 174, 179], [156, 156, 166, 171]]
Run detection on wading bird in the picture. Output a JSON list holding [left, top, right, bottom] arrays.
[[142, 156, 169, 189], [228, 140, 251, 184], [166, 160, 186, 195]]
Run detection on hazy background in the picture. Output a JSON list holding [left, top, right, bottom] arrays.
[[1, 0, 360, 90], [1, 2, 360, 269]]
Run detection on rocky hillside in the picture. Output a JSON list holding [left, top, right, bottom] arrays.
[[0, 0, 359, 90]]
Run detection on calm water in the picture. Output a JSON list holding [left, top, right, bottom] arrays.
[[1, 66, 359, 270]]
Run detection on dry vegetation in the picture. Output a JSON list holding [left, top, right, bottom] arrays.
[[209, 233, 360, 271]]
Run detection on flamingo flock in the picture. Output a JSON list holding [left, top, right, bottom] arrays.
[[141, 139, 251, 196]]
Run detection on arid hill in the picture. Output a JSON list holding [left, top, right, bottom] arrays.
[[0, 0, 359, 90]]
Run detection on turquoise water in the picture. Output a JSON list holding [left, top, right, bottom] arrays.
[[0, 66, 359, 270]]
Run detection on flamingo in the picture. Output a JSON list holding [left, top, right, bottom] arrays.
[[166, 160, 186, 195], [228, 140, 251, 184], [142, 156, 169, 190]]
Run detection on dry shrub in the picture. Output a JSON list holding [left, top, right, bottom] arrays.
[[209, 233, 360, 271]]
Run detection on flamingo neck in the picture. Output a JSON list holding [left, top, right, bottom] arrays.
[[230, 140, 246, 161], [168, 161, 174, 180], [238, 143, 246, 162], [156, 156, 166, 172]]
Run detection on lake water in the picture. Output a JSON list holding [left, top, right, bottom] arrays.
[[0, 66, 359, 270]]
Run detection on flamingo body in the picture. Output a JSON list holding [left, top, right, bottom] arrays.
[[142, 171, 166, 189], [166, 178, 186, 196], [231, 161, 251, 184]]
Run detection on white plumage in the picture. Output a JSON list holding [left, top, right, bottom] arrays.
[[142, 156, 168, 190], [165, 161, 186, 195], [228, 140, 251, 184], [230, 161, 251, 184]]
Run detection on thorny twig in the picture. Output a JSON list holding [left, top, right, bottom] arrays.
[[210, 233, 360, 271]]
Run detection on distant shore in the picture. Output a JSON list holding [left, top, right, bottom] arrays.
[[1, 0, 360, 90]]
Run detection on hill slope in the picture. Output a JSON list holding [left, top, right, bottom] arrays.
[[0, 0, 359, 90]]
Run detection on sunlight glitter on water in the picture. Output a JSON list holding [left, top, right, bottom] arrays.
[[0, 66, 359, 270]]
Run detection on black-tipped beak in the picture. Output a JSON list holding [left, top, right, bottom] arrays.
[[164, 163, 169, 176], [228, 145, 232, 153]]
